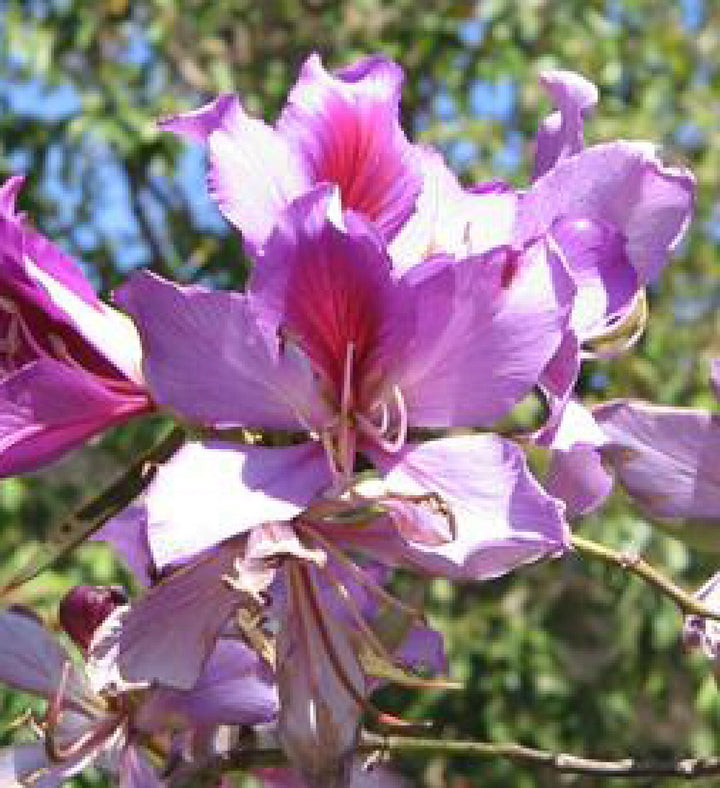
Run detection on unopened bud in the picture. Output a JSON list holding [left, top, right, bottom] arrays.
[[59, 585, 127, 651]]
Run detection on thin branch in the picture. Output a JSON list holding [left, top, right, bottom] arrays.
[[571, 533, 720, 622], [186, 732, 720, 780], [1, 425, 185, 595]]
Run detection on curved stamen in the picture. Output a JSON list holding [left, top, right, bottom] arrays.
[[357, 385, 408, 454]]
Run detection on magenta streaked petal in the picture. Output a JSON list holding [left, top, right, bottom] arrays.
[[136, 639, 278, 730], [160, 94, 307, 253], [0, 611, 92, 705], [87, 544, 242, 691], [595, 400, 720, 521], [518, 141, 695, 283], [116, 271, 321, 430], [144, 441, 331, 569], [277, 54, 421, 241], [0, 358, 148, 477], [533, 69, 598, 179], [365, 435, 570, 580], [250, 188, 409, 405], [399, 238, 574, 427]]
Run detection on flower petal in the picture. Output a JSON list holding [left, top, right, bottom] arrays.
[[399, 238, 574, 427], [250, 187, 409, 405], [277, 54, 422, 241], [143, 440, 332, 569], [93, 505, 154, 587], [159, 94, 308, 253], [0, 743, 52, 788], [518, 141, 695, 283], [116, 271, 321, 430], [0, 358, 147, 477], [87, 545, 242, 691], [118, 745, 164, 788], [277, 563, 362, 788], [360, 435, 570, 580], [532, 69, 598, 179], [552, 217, 638, 342], [0, 610, 91, 705], [595, 400, 720, 521], [136, 639, 278, 730], [389, 148, 516, 272]]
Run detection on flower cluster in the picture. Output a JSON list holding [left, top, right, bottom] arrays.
[[0, 53, 695, 788]]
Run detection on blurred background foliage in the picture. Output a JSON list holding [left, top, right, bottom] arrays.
[[2, 0, 720, 785]]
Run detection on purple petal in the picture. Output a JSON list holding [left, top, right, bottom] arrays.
[[118, 745, 164, 788], [250, 187, 409, 406], [93, 505, 155, 587], [116, 271, 322, 430], [0, 178, 97, 307], [136, 639, 278, 730], [277, 54, 422, 241], [533, 69, 598, 179], [0, 611, 91, 704], [360, 435, 570, 580], [87, 544, 242, 691], [143, 440, 332, 569], [518, 141, 695, 283], [552, 217, 638, 342], [538, 332, 581, 420], [399, 238, 574, 427], [595, 400, 720, 521], [160, 94, 307, 253], [0, 175, 26, 217], [0, 358, 147, 477], [546, 445, 613, 518], [0, 744, 52, 787], [538, 399, 613, 517], [277, 563, 362, 788], [389, 148, 517, 272]]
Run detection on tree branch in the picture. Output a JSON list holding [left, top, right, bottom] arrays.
[[1, 424, 185, 595], [187, 732, 720, 780], [571, 533, 720, 621]]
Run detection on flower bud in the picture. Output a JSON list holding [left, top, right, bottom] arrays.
[[59, 585, 128, 651]]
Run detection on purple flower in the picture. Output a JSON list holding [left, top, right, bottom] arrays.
[[0, 604, 277, 788], [118, 185, 574, 483], [160, 54, 422, 254], [0, 176, 151, 476], [392, 69, 693, 420]]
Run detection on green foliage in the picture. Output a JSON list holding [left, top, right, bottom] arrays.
[[3, 1, 720, 785]]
